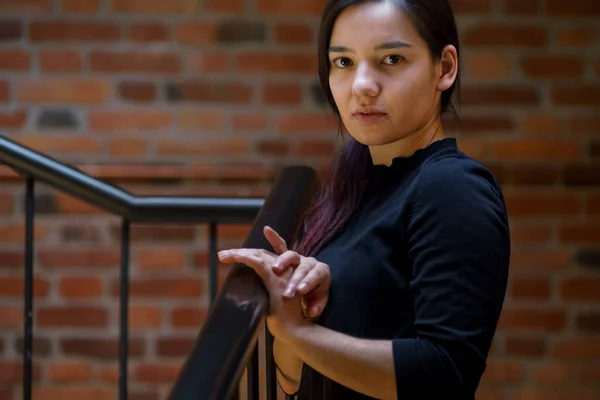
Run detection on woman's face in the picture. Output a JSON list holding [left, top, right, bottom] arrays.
[[328, 1, 446, 146]]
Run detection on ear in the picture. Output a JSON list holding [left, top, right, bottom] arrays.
[[436, 44, 458, 92]]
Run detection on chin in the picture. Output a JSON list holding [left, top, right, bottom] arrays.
[[347, 129, 397, 147]]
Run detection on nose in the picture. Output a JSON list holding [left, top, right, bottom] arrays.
[[352, 62, 380, 98]]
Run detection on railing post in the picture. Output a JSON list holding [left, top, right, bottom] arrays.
[[209, 221, 218, 306], [119, 219, 131, 400], [23, 177, 35, 400]]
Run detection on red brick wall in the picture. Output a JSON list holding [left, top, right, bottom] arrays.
[[0, 0, 599, 399]]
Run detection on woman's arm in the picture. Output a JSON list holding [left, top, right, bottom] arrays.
[[278, 323, 397, 400]]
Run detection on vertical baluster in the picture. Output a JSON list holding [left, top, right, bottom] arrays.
[[265, 329, 276, 400], [23, 177, 34, 400], [119, 220, 131, 400], [209, 222, 218, 306], [247, 346, 259, 400]]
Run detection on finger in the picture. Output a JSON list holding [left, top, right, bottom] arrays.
[[218, 250, 271, 281], [263, 226, 288, 255], [282, 261, 314, 298], [272, 250, 301, 274], [294, 263, 328, 295]]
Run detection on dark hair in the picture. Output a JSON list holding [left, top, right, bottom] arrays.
[[296, 0, 461, 257]]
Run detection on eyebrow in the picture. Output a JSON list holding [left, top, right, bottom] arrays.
[[328, 40, 413, 53]]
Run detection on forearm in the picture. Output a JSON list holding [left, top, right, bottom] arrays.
[[279, 323, 397, 400], [273, 338, 303, 394]]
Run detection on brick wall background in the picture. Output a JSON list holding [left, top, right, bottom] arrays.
[[0, 0, 599, 399]]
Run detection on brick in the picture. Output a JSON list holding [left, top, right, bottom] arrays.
[[503, 0, 539, 13], [491, 139, 579, 162], [37, 306, 108, 328], [449, 0, 493, 13], [59, 277, 103, 299], [0, 192, 13, 214], [510, 249, 569, 270], [32, 387, 114, 400], [232, 113, 269, 131], [0, 305, 22, 328], [179, 109, 225, 131], [505, 193, 580, 217], [513, 389, 600, 399], [171, 307, 208, 327], [0, 48, 30, 70], [569, 115, 600, 134], [30, 21, 119, 42], [60, 223, 102, 243], [553, 337, 600, 360], [130, 391, 160, 400], [157, 139, 249, 156], [0, 110, 27, 128], [206, 0, 245, 12], [39, 49, 82, 72], [510, 225, 552, 244], [236, 51, 316, 74], [118, 82, 157, 102], [481, 361, 523, 384], [552, 85, 600, 106], [507, 165, 560, 185], [0, 361, 41, 383], [576, 311, 600, 333], [128, 22, 169, 42], [136, 247, 186, 271], [590, 141, 600, 160], [522, 56, 584, 78], [579, 248, 600, 268], [15, 337, 52, 357], [61, 338, 145, 359], [546, 0, 600, 15], [0, 251, 25, 269], [262, 82, 302, 105], [466, 53, 512, 78], [37, 109, 79, 129], [462, 86, 539, 106], [0, 222, 49, 243], [505, 337, 546, 357], [134, 363, 180, 383], [556, 27, 596, 46], [0, 0, 51, 12], [125, 225, 195, 241], [564, 166, 600, 186], [166, 81, 252, 104], [17, 78, 110, 103], [587, 196, 600, 215], [559, 277, 600, 300], [216, 223, 252, 241], [297, 140, 336, 156], [109, 138, 147, 157], [560, 224, 600, 243], [532, 363, 570, 385], [463, 25, 547, 47], [277, 113, 338, 133], [174, 22, 215, 44], [216, 20, 266, 43], [498, 308, 566, 332], [90, 51, 181, 74], [186, 50, 231, 73], [61, 0, 100, 12], [55, 192, 105, 214], [521, 114, 561, 135], [0, 80, 8, 102], [0, 20, 22, 41], [259, 139, 290, 155], [111, 0, 200, 13], [89, 110, 173, 131], [112, 277, 204, 298], [130, 305, 162, 330], [510, 276, 551, 300], [475, 388, 503, 400], [0, 277, 49, 298], [157, 336, 196, 357], [257, 0, 325, 15], [274, 23, 313, 44], [48, 362, 93, 382], [579, 364, 600, 384], [38, 249, 120, 268]]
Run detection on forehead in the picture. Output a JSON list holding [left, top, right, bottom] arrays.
[[329, 1, 421, 47]]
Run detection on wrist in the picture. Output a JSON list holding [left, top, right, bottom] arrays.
[[278, 318, 315, 346]]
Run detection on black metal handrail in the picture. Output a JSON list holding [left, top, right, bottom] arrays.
[[0, 135, 264, 223], [0, 133, 318, 400]]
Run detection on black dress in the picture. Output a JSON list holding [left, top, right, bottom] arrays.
[[296, 138, 511, 399]]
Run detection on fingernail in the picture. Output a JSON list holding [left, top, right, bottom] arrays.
[[283, 287, 294, 297], [297, 283, 307, 292]]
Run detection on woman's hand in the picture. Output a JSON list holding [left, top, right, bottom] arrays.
[[263, 226, 330, 320]]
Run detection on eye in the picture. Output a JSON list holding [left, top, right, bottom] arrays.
[[332, 57, 353, 68], [382, 54, 404, 65]]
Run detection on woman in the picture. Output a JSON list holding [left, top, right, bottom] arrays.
[[218, 0, 510, 398]]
